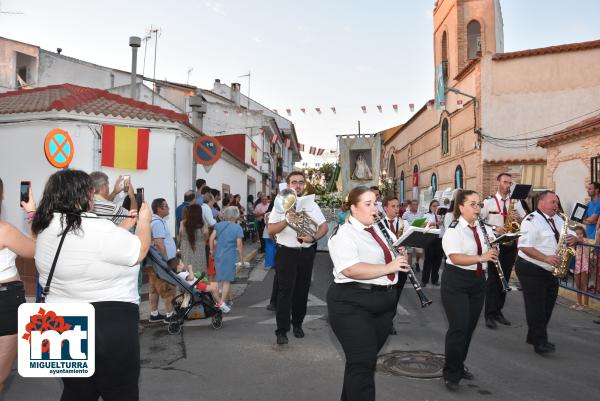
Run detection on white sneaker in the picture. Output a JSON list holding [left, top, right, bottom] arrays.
[[219, 303, 231, 314]]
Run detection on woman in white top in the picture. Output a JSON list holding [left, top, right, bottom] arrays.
[[423, 199, 443, 286], [0, 178, 35, 394], [440, 190, 498, 391], [327, 186, 409, 401], [32, 170, 151, 401]]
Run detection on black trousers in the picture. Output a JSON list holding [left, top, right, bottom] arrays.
[[422, 238, 443, 285], [258, 220, 266, 251], [269, 269, 279, 306], [327, 282, 397, 401], [395, 272, 408, 304], [514, 257, 558, 347], [61, 302, 140, 401], [484, 242, 518, 319], [275, 244, 317, 333], [441, 264, 485, 383]]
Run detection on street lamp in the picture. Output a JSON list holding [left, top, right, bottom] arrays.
[[445, 87, 480, 147]]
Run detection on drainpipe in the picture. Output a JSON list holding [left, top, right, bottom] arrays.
[[189, 94, 207, 184], [129, 36, 141, 100], [173, 135, 179, 212]]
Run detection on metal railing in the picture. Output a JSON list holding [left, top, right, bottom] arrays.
[[558, 242, 600, 303]]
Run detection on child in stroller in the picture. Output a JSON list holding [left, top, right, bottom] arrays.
[[146, 246, 227, 334]]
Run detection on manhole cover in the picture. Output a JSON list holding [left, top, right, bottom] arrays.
[[377, 350, 445, 379]]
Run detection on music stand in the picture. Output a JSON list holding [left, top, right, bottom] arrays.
[[510, 184, 531, 200]]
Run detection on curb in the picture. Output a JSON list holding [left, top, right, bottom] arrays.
[[236, 247, 260, 275]]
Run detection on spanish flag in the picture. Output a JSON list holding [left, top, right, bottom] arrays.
[[101, 125, 150, 170]]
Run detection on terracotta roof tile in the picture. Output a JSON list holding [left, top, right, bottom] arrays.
[[493, 39, 600, 61], [0, 83, 189, 123], [538, 113, 600, 147]]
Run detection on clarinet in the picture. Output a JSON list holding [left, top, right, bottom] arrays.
[[373, 215, 432, 308], [477, 215, 511, 292]]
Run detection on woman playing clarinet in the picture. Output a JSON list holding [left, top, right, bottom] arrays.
[[441, 190, 498, 391]]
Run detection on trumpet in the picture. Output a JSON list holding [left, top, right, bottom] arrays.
[[372, 214, 432, 308], [477, 215, 511, 292]]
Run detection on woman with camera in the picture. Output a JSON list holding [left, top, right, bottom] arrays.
[[0, 178, 35, 395], [32, 169, 151, 401]]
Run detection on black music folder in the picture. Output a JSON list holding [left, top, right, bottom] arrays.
[[392, 227, 440, 248], [510, 184, 532, 200]]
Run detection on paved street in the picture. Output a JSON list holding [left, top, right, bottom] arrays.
[[6, 252, 600, 401]]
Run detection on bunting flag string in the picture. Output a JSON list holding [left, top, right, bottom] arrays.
[[296, 143, 338, 158]]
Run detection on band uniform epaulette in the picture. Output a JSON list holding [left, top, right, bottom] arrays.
[[449, 220, 459, 228], [525, 213, 535, 222]]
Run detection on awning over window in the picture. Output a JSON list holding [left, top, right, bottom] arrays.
[[521, 164, 546, 190]]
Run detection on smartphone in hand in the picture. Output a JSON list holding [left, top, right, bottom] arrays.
[[136, 187, 144, 205], [123, 175, 130, 193], [20, 181, 31, 206]]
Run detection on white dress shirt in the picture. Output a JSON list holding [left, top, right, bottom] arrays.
[[442, 216, 494, 271], [424, 212, 443, 238], [518, 211, 575, 271], [382, 217, 410, 239], [402, 209, 423, 225], [481, 192, 526, 229], [269, 195, 326, 248], [201, 203, 217, 227], [328, 216, 398, 285], [35, 213, 141, 304]]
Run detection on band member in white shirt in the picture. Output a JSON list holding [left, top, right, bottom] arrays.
[[441, 190, 498, 391], [480, 173, 525, 329], [423, 199, 443, 287], [382, 195, 411, 335], [402, 199, 424, 272], [328, 186, 409, 401], [516, 190, 577, 355], [268, 172, 328, 345]]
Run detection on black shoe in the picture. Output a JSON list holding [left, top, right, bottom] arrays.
[[545, 341, 555, 350], [485, 317, 497, 329], [390, 326, 397, 335], [266, 303, 276, 311], [276, 332, 288, 345], [432, 282, 440, 287], [414, 263, 421, 273], [534, 343, 555, 355], [462, 368, 474, 380], [293, 326, 305, 338], [495, 314, 511, 326], [444, 379, 459, 391]]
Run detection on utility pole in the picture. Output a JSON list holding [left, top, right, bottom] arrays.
[[358, 120, 361, 135], [150, 26, 160, 105]]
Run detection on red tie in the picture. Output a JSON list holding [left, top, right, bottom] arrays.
[[548, 218, 560, 242], [468, 226, 483, 277], [502, 199, 508, 224], [364, 227, 396, 282], [388, 219, 397, 235]]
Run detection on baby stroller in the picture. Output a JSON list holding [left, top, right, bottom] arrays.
[[146, 246, 223, 334]]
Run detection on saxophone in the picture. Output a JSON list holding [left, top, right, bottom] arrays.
[[504, 198, 520, 233], [552, 212, 576, 279]]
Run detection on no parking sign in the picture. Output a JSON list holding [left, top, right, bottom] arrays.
[[193, 136, 222, 165], [44, 129, 74, 168]]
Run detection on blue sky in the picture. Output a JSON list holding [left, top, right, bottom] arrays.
[[1, 0, 599, 149]]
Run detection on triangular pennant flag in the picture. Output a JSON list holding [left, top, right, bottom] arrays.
[[309, 146, 316, 155], [361, 106, 367, 114], [299, 143, 305, 152], [286, 109, 292, 116], [301, 108, 306, 114], [331, 107, 336, 114], [392, 104, 398, 112], [273, 109, 278, 114], [457, 100, 463, 109], [409, 103, 415, 112], [376, 105, 382, 113], [315, 107, 321, 114], [317, 148, 325, 156]]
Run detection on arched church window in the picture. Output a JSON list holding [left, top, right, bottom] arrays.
[[454, 165, 463, 189], [441, 31, 448, 85], [467, 20, 481, 59], [399, 171, 405, 203], [441, 118, 449, 155]]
